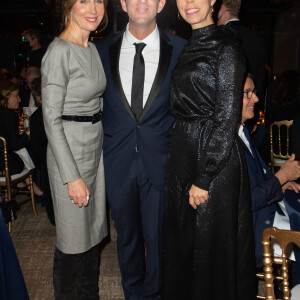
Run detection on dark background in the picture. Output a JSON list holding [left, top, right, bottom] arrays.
[[0, 0, 299, 75]]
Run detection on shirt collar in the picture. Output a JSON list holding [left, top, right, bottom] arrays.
[[225, 18, 239, 25], [123, 24, 160, 49], [238, 124, 244, 138]]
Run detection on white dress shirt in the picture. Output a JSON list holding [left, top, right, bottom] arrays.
[[225, 18, 240, 25], [119, 24, 160, 107], [238, 125, 253, 156]]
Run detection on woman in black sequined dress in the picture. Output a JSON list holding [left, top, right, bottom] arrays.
[[162, 1, 256, 299]]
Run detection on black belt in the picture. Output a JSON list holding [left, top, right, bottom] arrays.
[[61, 111, 102, 124]]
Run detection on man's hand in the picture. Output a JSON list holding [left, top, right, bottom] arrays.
[[189, 184, 208, 209], [275, 154, 300, 185], [68, 178, 90, 207], [282, 181, 300, 194]]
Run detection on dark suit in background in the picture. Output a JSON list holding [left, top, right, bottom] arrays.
[[30, 107, 55, 225], [96, 29, 185, 299], [0, 210, 29, 300]]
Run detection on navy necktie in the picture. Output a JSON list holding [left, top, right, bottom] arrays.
[[131, 43, 146, 120]]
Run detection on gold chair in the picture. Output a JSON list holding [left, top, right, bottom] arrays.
[[257, 227, 300, 300], [270, 120, 294, 173], [0, 136, 37, 231]]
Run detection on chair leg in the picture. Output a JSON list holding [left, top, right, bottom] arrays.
[[29, 175, 37, 216], [8, 221, 12, 232]]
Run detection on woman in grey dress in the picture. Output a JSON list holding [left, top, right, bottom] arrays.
[[41, 0, 108, 298]]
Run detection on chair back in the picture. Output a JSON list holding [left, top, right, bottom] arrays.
[[261, 227, 300, 300], [270, 120, 293, 173], [0, 137, 12, 200]]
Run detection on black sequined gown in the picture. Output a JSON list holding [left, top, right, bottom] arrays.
[[162, 25, 256, 300]]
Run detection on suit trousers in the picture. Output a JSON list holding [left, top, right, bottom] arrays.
[[108, 153, 164, 300], [53, 244, 100, 300]]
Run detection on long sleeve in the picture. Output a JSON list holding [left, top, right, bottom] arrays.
[[193, 42, 246, 190], [41, 40, 81, 184], [251, 176, 283, 211]]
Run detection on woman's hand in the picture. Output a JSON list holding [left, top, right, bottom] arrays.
[[189, 184, 208, 209], [68, 178, 90, 207]]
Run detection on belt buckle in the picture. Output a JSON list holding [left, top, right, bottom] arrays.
[[92, 111, 102, 124], [92, 113, 98, 124]]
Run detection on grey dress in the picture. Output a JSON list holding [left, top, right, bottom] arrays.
[[41, 38, 107, 254]]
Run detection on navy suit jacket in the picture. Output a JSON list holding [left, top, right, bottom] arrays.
[[238, 129, 283, 267], [96, 30, 186, 192]]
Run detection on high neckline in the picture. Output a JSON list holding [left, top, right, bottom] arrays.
[[192, 24, 217, 38]]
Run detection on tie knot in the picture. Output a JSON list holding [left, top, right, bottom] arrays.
[[134, 43, 146, 54]]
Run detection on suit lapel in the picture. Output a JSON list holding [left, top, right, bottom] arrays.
[[109, 31, 135, 120], [238, 135, 254, 158], [109, 30, 173, 122], [139, 31, 173, 122], [238, 133, 269, 180]]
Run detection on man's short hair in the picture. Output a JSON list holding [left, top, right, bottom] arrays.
[[223, 0, 241, 17], [23, 29, 42, 44]]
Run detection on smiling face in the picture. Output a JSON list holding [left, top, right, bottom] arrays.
[[241, 77, 259, 124], [177, 0, 216, 29], [7, 89, 21, 110], [69, 0, 105, 34], [120, 0, 165, 37]]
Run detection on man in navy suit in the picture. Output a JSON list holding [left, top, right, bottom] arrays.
[[238, 75, 300, 280], [96, 1, 185, 299]]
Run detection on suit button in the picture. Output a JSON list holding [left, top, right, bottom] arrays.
[[137, 125, 140, 128], [265, 220, 270, 225], [135, 145, 139, 152]]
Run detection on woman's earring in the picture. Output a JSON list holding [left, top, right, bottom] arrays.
[[211, 6, 214, 13], [178, 11, 182, 20]]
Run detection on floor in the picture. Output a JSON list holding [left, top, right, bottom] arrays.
[[9, 198, 265, 300], [10, 201, 124, 300]]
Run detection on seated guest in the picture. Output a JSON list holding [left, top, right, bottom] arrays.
[[0, 210, 29, 300], [238, 74, 300, 284], [0, 80, 43, 197], [19, 66, 40, 109], [30, 78, 55, 225], [4, 70, 19, 85], [0, 68, 9, 80], [0, 80, 29, 175]]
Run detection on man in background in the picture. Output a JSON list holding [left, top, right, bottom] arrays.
[[22, 29, 45, 69]]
